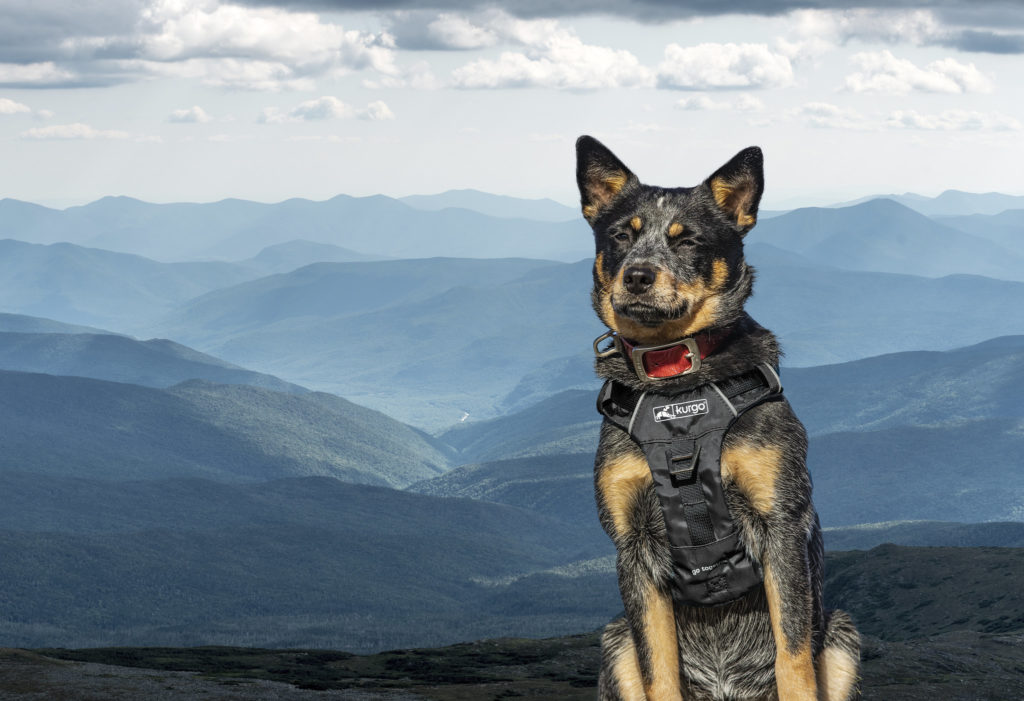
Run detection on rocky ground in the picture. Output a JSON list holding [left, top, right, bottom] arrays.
[[3, 628, 1023, 700]]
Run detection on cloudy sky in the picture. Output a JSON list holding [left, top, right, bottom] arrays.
[[1, 0, 1022, 208]]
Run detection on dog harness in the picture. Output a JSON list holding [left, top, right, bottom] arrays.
[[596, 362, 784, 606]]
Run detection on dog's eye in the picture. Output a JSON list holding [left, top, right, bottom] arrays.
[[613, 232, 631, 243]]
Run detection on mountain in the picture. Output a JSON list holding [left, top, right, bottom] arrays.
[[823, 521, 1024, 550], [831, 190, 1024, 216], [409, 453, 603, 531], [0, 370, 450, 487], [783, 335, 1024, 435], [239, 239, 384, 274], [748, 198, 1024, 280], [400, 189, 578, 222], [747, 265, 1024, 367], [937, 209, 1024, 258], [0, 312, 117, 335], [0, 239, 255, 330], [0, 331, 305, 393], [0, 194, 592, 262], [0, 472, 610, 651], [809, 418, 1024, 526], [149, 258, 600, 429], [440, 390, 599, 462]]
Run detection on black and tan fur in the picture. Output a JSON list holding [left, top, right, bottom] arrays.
[[577, 136, 861, 701]]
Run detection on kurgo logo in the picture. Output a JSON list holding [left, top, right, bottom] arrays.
[[653, 399, 709, 422]]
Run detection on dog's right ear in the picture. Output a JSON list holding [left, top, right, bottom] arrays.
[[576, 136, 638, 225]]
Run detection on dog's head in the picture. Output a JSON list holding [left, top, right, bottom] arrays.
[[576, 136, 763, 346]]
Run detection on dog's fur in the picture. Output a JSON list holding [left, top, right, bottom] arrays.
[[577, 136, 861, 701]]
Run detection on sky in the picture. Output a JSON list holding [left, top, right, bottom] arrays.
[[1, 0, 1022, 209]]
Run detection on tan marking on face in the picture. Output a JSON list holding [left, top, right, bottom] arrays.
[[583, 204, 599, 221], [711, 176, 757, 229], [609, 636, 647, 701], [720, 442, 781, 515], [816, 645, 861, 701], [667, 222, 684, 237], [595, 252, 611, 289], [640, 582, 683, 700], [630, 216, 642, 231], [596, 452, 652, 540], [764, 563, 818, 700], [710, 258, 729, 290]]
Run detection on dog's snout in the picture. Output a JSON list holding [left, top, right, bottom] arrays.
[[623, 266, 656, 294]]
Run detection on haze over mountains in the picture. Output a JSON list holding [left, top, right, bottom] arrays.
[[0, 186, 1022, 651]]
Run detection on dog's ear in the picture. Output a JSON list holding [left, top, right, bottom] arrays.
[[576, 136, 638, 224], [703, 146, 764, 235]]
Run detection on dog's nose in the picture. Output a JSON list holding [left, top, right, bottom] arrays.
[[623, 266, 656, 294]]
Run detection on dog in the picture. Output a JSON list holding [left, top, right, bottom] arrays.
[[577, 136, 861, 700]]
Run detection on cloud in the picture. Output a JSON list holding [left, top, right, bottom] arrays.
[[675, 94, 764, 111], [0, 62, 81, 88], [0, 97, 30, 114], [231, 2, 1024, 25], [260, 96, 395, 122], [20, 122, 132, 140], [795, 102, 871, 130], [387, 11, 499, 50], [450, 16, 652, 89], [0, 1, 398, 90], [887, 109, 1022, 131], [843, 50, 992, 94], [168, 105, 213, 123], [657, 42, 794, 90], [786, 8, 1024, 55]]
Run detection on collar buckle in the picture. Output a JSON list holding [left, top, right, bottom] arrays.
[[593, 330, 623, 359], [630, 337, 701, 381]]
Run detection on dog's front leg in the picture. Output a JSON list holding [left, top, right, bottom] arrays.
[[597, 440, 684, 701], [722, 436, 818, 701], [763, 540, 818, 701]]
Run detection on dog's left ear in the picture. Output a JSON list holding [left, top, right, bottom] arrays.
[[703, 146, 764, 235], [576, 135, 638, 225]]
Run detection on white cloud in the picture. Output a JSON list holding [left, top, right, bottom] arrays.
[[796, 102, 871, 130], [0, 97, 30, 114], [34, 109, 55, 120], [450, 14, 652, 89], [168, 105, 212, 123], [657, 43, 794, 90], [260, 97, 396, 123], [362, 100, 395, 121], [0, 62, 78, 87], [789, 9, 944, 48], [887, 109, 1022, 131], [20, 122, 132, 140], [39, 1, 400, 91], [137, 1, 396, 74], [676, 94, 764, 112], [844, 50, 992, 94]]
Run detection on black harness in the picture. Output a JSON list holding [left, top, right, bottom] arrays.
[[596, 362, 785, 606]]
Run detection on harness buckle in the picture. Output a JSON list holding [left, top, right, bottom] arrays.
[[631, 337, 701, 381]]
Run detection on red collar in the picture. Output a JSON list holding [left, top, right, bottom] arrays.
[[617, 330, 728, 380]]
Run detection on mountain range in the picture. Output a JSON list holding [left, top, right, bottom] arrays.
[[832, 189, 1024, 216], [0, 370, 449, 487], [0, 194, 591, 262]]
